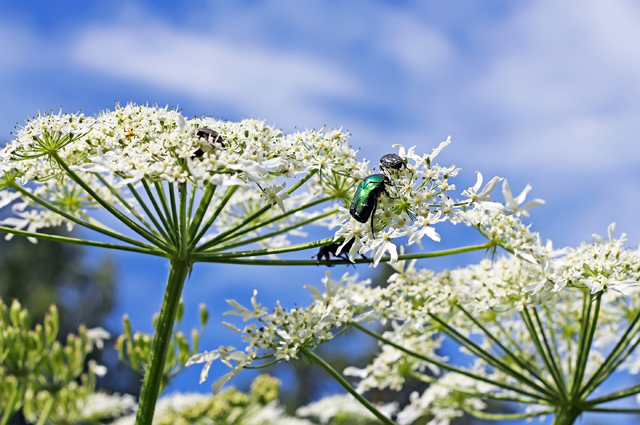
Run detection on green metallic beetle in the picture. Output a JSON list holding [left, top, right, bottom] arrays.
[[349, 173, 393, 235]]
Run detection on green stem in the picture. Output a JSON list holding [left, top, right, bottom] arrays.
[[0, 226, 167, 256], [580, 307, 640, 397], [210, 208, 338, 252], [52, 153, 171, 250], [490, 318, 519, 350], [545, 304, 565, 380], [153, 181, 177, 241], [35, 396, 55, 425], [571, 293, 601, 397], [464, 406, 554, 421], [520, 307, 567, 398], [187, 183, 216, 240], [135, 259, 190, 425], [352, 322, 551, 401], [301, 348, 395, 425], [582, 407, 640, 413], [491, 316, 538, 371], [141, 180, 175, 242], [179, 183, 188, 259], [583, 382, 640, 406], [187, 184, 197, 221], [569, 291, 589, 392], [411, 371, 547, 404], [532, 307, 569, 397], [552, 406, 581, 425], [168, 182, 179, 229], [428, 313, 556, 398], [189, 186, 239, 250], [12, 184, 151, 248], [193, 241, 495, 264], [212, 196, 332, 247], [128, 183, 172, 242], [197, 238, 334, 260], [96, 174, 157, 233], [595, 331, 640, 392], [457, 304, 556, 393], [196, 171, 317, 251]]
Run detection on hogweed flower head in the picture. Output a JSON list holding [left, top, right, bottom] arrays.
[[192, 221, 640, 424], [0, 104, 375, 261]]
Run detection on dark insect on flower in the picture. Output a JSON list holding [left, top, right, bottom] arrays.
[[192, 128, 225, 158], [349, 173, 394, 236], [380, 153, 412, 178], [313, 238, 361, 267]]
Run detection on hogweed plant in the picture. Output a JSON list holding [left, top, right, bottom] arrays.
[[1, 103, 639, 425]]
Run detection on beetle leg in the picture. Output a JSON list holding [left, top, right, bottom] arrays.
[[384, 187, 396, 200], [370, 197, 378, 237], [405, 163, 414, 180]]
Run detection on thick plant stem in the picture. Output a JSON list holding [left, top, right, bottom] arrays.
[[552, 406, 581, 425], [135, 259, 190, 425]]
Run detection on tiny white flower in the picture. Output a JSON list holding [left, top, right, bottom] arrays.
[[502, 179, 545, 216], [362, 227, 406, 266], [462, 172, 511, 214], [423, 135, 451, 165], [261, 183, 290, 212], [224, 290, 267, 321], [88, 360, 108, 377], [86, 327, 111, 351]]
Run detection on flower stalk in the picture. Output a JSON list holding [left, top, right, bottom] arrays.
[[135, 259, 190, 425]]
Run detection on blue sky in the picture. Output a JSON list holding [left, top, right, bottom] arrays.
[[2, 0, 640, 418]]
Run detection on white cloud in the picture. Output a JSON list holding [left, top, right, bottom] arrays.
[[377, 12, 455, 79], [460, 0, 640, 172], [70, 21, 361, 126]]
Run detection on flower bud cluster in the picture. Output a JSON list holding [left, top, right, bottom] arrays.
[[111, 374, 312, 425], [116, 301, 208, 390], [0, 299, 127, 424]]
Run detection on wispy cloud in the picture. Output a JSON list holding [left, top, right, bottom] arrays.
[[457, 0, 640, 171], [70, 21, 361, 127]]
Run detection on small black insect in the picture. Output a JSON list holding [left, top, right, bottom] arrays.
[[313, 238, 361, 267], [380, 153, 412, 178], [192, 128, 225, 158]]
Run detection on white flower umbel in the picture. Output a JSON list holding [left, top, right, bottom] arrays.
[[1, 104, 550, 425], [194, 220, 640, 425]]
